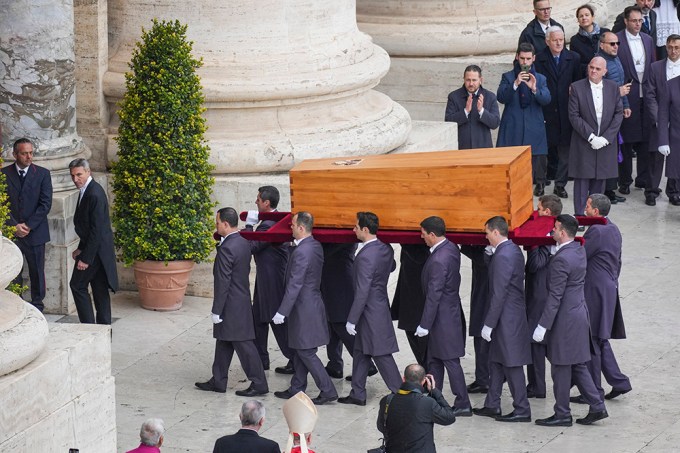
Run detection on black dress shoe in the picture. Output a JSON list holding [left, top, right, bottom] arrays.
[[338, 395, 366, 406], [262, 363, 270, 371], [576, 410, 608, 425], [645, 195, 657, 206], [553, 186, 568, 198], [605, 388, 631, 400], [496, 411, 531, 423], [452, 406, 473, 417], [195, 380, 226, 393], [533, 184, 545, 197], [325, 365, 343, 379], [472, 407, 501, 418], [605, 190, 625, 203], [670, 196, 680, 206], [569, 394, 588, 404], [312, 393, 338, 405], [619, 185, 630, 195], [345, 364, 378, 381], [274, 389, 295, 399], [527, 390, 546, 399], [545, 180, 552, 186], [466, 382, 489, 394], [535, 414, 573, 427], [275, 364, 295, 375], [235, 386, 268, 397]]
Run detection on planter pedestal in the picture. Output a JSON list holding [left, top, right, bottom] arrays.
[[133, 260, 195, 311]]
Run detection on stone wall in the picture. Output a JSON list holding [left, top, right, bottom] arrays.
[[0, 323, 116, 452]]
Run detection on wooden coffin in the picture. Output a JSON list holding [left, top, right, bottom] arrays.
[[289, 146, 534, 232]]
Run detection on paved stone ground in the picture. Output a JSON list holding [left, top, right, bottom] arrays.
[[47, 183, 680, 452]]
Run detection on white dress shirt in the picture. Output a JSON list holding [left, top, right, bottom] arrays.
[[626, 30, 646, 94], [555, 239, 574, 252], [668, 58, 680, 81], [590, 80, 604, 132], [355, 237, 377, 256], [78, 176, 93, 205]]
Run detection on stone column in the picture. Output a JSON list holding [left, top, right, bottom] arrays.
[[0, 0, 91, 314], [103, 0, 412, 204], [357, 0, 611, 120]]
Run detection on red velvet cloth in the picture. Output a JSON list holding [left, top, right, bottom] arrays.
[[236, 211, 606, 247]]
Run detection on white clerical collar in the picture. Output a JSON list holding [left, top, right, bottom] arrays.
[[491, 238, 508, 254], [625, 30, 641, 41], [555, 239, 574, 252], [219, 230, 239, 246], [429, 238, 446, 254]]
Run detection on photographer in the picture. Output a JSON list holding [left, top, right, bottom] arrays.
[[376, 364, 455, 453]]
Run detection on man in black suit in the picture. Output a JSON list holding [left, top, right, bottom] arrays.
[[273, 212, 338, 405], [195, 207, 268, 396], [69, 158, 118, 324], [212, 400, 280, 453], [2, 138, 52, 312], [244, 186, 294, 374], [518, 0, 564, 55], [534, 27, 582, 197], [444, 65, 501, 149], [613, 0, 660, 56]]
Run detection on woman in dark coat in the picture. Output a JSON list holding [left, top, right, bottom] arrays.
[[569, 4, 610, 77]]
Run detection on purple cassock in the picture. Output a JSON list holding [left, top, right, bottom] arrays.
[[347, 239, 401, 400], [420, 239, 470, 410]]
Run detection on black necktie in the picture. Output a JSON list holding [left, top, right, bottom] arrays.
[[19, 169, 25, 186], [644, 15, 650, 33], [554, 56, 560, 67]]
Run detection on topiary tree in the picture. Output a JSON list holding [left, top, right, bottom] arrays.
[[113, 19, 215, 266]]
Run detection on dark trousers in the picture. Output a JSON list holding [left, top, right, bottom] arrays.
[[667, 178, 680, 198], [532, 155, 548, 185], [326, 321, 357, 373], [646, 151, 665, 197], [551, 362, 605, 418], [619, 141, 649, 188], [484, 361, 531, 417], [405, 330, 429, 368], [547, 145, 559, 181], [290, 347, 337, 397], [587, 337, 632, 399], [212, 339, 268, 392], [573, 178, 605, 215], [428, 355, 470, 409], [350, 349, 401, 401], [14, 240, 46, 311], [254, 319, 294, 368], [554, 144, 571, 188], [473, 336, 490, 386], [70, 255, 111, 325], [527, 342, 546, 396]]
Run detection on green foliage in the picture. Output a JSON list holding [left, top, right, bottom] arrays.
[[0, 154, 15, 239], [6, 282, 28, 296], [113, 19, 215, 266]]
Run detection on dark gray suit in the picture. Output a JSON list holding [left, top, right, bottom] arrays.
[[420, 239, 470, 409], [568, 78, 624, 214], [483, 240, 531, 417], [210, 232, 267, 392], [347, 240, 401, 401], [277, 236, 336, 397], [460, 245, 491, 387], [583, 220, 630, 398], [616, 30, 656, 189], [321, 242, 357, 374], [444, 86, 500, 149], [538, 241, 605, 418], [391, 244, 430, 367], [246, 219, 293, 368], [525, 245, 552, 397], [646, 59, 680, 198], [70, 179, 118, 324], [658, 76, 680, 181], [2, 163, 52, 311]]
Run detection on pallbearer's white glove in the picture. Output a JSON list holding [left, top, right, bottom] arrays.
[[272, 312, 285, 324], [658, 145, 671, 157], [415, 326, 429, 337], [481, 325, 493, 342], [245, 210, 260, 226], [533, 325, 547, 342], [211, 313, 223, 324], [346, 322, 357, 336]]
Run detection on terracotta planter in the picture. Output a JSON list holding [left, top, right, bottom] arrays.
[[133, 260, 195, 311]]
